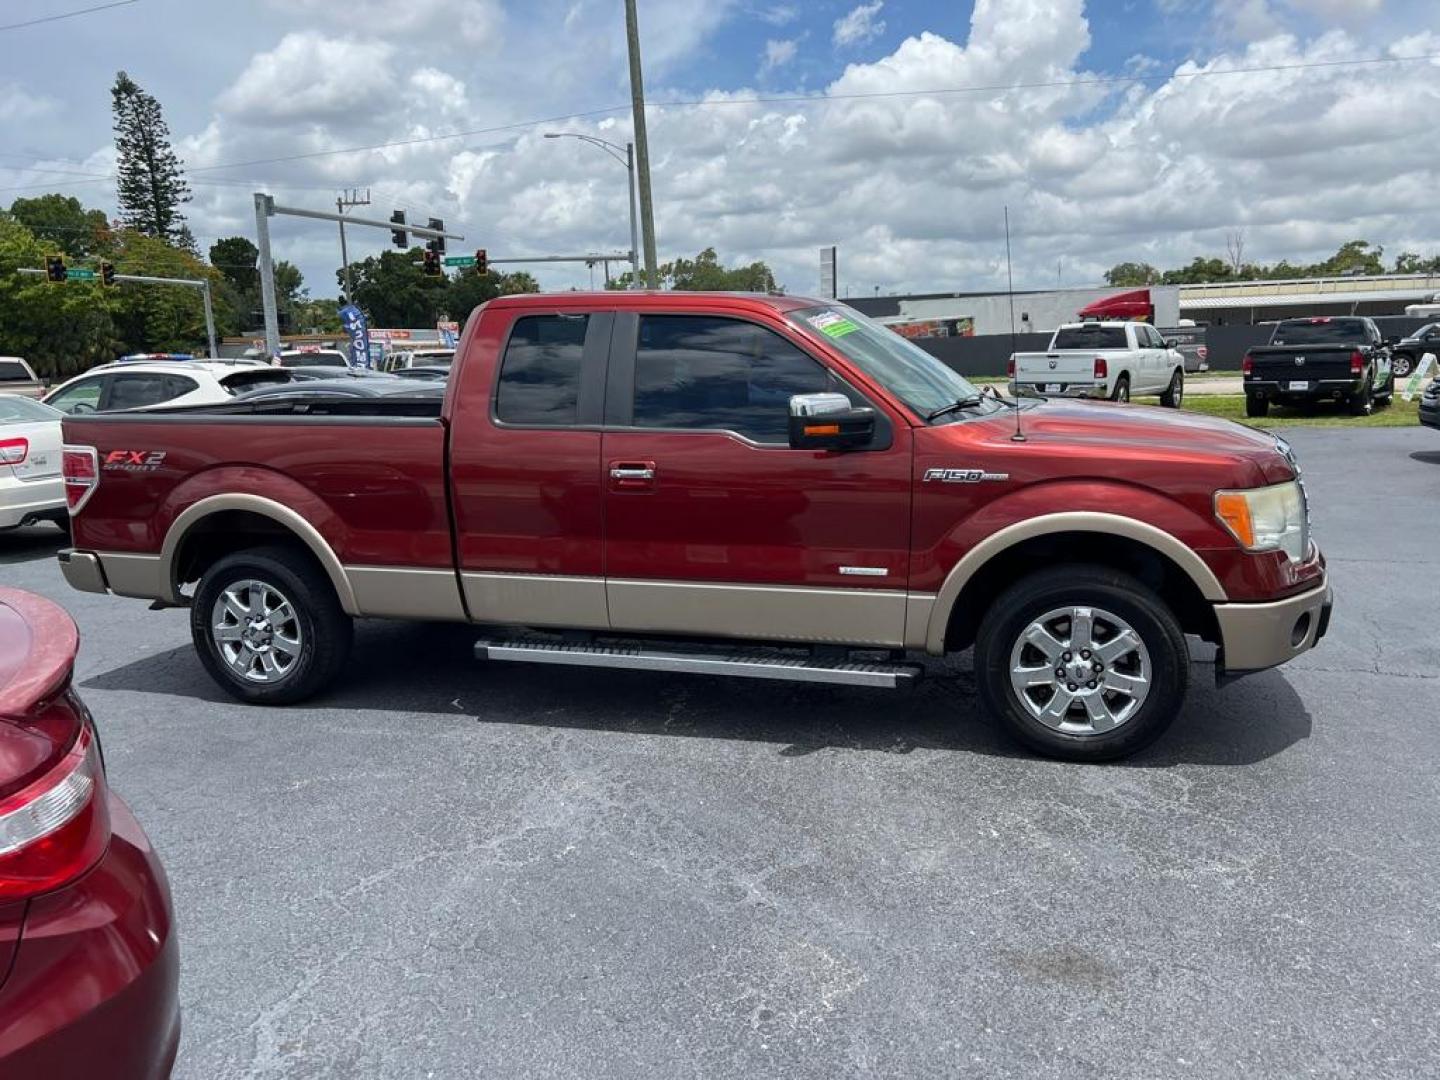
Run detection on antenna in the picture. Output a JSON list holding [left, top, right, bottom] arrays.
[[1005, 204, 1026, 443]]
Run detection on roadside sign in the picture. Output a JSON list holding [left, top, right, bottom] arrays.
[[437, 320, 459, 347], [1402, 353, 1437, 401], [67, 268, 97, 281], [443, 255, 475, 267]]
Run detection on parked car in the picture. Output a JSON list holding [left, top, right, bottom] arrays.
[[283, 366, 396, 382], [229, 378, 446, 405], [0, 357, 46, 400], [43, 360, 293, 415], [1159, 322, 1210, 374], [1419, 377, 1439, 431], [1243, 316, 1393, 418], [55, 292, 1330, 762], [0, 587, 180, 1077], [1009, 320, 1187, 406], [0, 396, 66, 531], [274, 349, 349, 369], [1389, 323, 1440, 378]]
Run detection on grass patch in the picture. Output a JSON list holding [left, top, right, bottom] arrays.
[[1183, 395, 1420, 428]]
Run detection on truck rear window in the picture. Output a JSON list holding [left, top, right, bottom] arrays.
[[1270, 319, 1368, 345], [0, 360, 32, 382], [1052, 326, 1129, 350], [496, 315, 588, 425]]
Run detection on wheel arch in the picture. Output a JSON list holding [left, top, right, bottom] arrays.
[[160, 494, 359, 615], [925, 513, 1225, 655]]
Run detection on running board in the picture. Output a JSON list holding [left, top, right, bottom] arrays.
[[475, 638, 922, 689]]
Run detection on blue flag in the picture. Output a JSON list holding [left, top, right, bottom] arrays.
[[338, 303, 371, 370]]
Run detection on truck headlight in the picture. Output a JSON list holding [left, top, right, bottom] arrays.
[[1214, 480, 1308, 561]]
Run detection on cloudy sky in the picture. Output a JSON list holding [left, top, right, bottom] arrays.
[[1, 0, 1438, 299]]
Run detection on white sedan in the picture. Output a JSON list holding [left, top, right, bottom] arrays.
[[0, 395, 65, 531]]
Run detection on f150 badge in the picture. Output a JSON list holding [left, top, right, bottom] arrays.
[[924, 467, 1009, 483]]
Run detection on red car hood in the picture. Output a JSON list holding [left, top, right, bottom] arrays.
[[1009, 399, 1293, 480]]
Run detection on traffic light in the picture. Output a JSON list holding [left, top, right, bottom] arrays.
[[427, 218, 445, 255], [44, 254, 66, 283], [100, 261, 116, 287], [390, 210, 407, 248], [422, 249, 441, 276], [475, 248, 488, 275]]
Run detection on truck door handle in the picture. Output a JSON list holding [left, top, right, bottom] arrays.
[[609, 461, 657, 490]]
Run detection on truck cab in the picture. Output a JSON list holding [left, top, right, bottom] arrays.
[[56, 292, 1330, 761]]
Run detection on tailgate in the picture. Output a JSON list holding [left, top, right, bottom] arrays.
[[1014, 350, 1100, 382], [1249, 346, 1356, 381]]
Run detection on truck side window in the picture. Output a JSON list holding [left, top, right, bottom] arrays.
[[632, 315, 835, 443], [496, 314, 590, 425]]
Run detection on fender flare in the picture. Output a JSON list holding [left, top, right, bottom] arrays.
[[923, 511, 1226, 654], [159, 493, 360, 615]]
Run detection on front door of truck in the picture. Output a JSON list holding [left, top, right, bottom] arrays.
[[600, 312, 914, 648], [448, 308, 612, 630]]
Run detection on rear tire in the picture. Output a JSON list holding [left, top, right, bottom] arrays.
[[1245, 394, 1270, 418], [1159, 369, 1184, 408], [191, 545, 353, 705], [974, 565, 1189, 762], [1348, 379, 1374, 416], [1110, 375, 1131, 403]]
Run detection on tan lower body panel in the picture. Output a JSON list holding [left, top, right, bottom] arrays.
[[1214, 578, 1329, 671], [461, 572, 609, 630], [607, 578, 907, 648], [97, 552, 165, 600], [346, 565, 468, 621]]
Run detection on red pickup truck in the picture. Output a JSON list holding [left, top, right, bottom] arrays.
[[55, 292, 1330, 761]]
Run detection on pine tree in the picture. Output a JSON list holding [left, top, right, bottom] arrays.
[[111, 71, 191, 242]]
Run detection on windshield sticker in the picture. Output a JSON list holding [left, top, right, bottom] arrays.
[[808, 311, 859, 338]]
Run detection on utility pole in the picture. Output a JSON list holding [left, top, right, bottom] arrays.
[[624, 0, 659, 289], [336, 188, 370, 301]]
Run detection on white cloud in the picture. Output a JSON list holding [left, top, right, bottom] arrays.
[[833, 2, 886, 48], [272, 0, 504, 46], [0, 83, 57, 124], [218, 33, 399, 122], [759, 38, 798, 76], [1285, 0, 1384, 19], [757, 3, 799, 25]]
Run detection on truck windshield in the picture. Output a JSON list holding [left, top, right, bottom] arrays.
[[788, 305, 984, 418], [1052, 325, 1129, 350], [1270, 319, 1368, 345]]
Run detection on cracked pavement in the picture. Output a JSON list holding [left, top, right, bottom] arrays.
[[1, 427, 1437, 1078]]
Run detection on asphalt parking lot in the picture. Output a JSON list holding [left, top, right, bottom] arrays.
[[4, 426, 1439, 1079]]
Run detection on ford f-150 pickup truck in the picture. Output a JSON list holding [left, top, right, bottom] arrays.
[[55, 292, 1331, 761], [1243, 316, 1393, 418]]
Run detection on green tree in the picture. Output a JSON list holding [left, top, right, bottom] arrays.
[[111, 71, 191, 242], [342, 251, 537, 327], [1319, 240, 1384, 276], [209, 236, 259, 292], [1103, 262, 1159, 287], [7, 194, 110, 258], [107, 228, 222, 354], [1392, 251, 1440, 275], [610, 247, 780, 292], [0, 217, 120, 380]]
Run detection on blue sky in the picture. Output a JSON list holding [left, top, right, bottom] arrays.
[[2, 1, 1438, 297]]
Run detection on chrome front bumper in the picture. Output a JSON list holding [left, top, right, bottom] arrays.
[[1213, 576, 1331, 677]]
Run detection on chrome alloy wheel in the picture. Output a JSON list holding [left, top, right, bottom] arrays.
[[211, 579, 303, 683], [1008, 605, 1151, 735]]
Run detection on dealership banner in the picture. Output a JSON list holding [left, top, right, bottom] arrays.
[[338, 304, 372, 369]]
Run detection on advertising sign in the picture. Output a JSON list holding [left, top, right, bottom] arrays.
[[338, 303, 371, 369], [437, 320, 459, 348]]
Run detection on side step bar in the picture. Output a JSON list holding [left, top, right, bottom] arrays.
[[475, 638, 923, 689]]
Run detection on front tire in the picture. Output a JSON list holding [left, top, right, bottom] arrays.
[[1159, 369, 1184, 408], [1110, 375, 1131, 403], [1391, 353, 1413, 379], [191, 545, 353, 705], [974, 565, 1189, 761]]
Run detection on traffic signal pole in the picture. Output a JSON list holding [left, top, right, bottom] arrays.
[[18, 267, 219, 359], [253, 193, 463, 356]]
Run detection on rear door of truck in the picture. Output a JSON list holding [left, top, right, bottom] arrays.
[[446, 302, 613, 630]]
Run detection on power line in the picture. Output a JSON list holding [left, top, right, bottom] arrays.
[[0, 0, 139, 32]]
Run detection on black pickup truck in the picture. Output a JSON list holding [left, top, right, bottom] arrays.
[[1243, 316, 1393, 418]]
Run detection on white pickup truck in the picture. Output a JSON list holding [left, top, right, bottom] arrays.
[[1009, 321, 1187, 407]]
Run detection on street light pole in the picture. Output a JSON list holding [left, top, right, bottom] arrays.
[[624, 0, 659, 289], [544, 132, 642, 288]]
